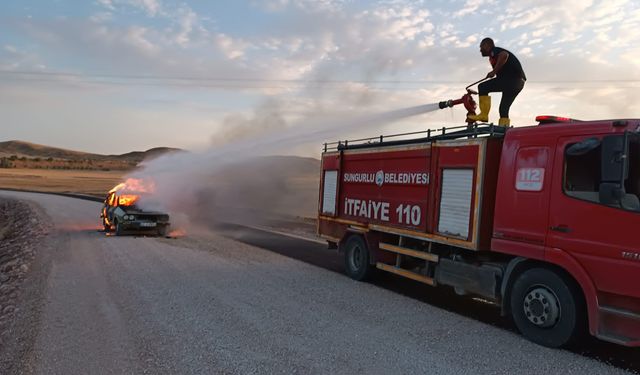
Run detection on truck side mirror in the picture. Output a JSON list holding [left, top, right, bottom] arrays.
[[601, 135, 628, 182], [599, 182, 625, 205]]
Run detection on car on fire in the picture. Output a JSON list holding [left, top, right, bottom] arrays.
[[100, 179, 170, 236]]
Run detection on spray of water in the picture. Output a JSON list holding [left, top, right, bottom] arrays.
[[131, 102, 443, 232]]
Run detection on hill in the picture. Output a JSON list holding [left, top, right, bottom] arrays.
[[0, 140, 182, 170], [0, 140, 182, 162], [111, 147, 184, 162], [0, 140, 93, 160]]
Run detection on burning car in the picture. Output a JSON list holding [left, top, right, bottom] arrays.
[[101, 178, 170, 236]]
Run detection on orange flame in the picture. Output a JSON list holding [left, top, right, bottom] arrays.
[[109, 182, 127, 193], [109, 178, 155, 194], [168, 228, 187, 238], [109, 178, 156, 207], [118, 194, 139, 206]]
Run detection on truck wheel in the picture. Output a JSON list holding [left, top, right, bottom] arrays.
[[510, 267, 584, 348], [115, 220, 123, 236], [344, 235, 374, 281]]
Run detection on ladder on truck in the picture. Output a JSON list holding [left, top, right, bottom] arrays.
[[323, 123, 506, 152], [377, 237, 439, 286]]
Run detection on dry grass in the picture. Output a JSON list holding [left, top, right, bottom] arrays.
[[0, 169, 126, 197], [2, 159, 136, 170]]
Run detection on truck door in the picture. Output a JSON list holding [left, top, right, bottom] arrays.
[[547, 134, 640, 301]]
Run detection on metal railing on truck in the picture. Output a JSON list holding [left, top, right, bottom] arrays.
[[322, 123, 507, 152]]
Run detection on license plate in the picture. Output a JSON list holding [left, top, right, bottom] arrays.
[[140, 222, 157, 227]]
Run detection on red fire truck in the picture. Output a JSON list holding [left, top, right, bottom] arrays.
[[317, 117, 640, 348]]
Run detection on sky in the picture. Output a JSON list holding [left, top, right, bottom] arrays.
[[1, 0, 639, 156]]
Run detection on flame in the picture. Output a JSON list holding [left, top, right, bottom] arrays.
[[118, 194, 139, 206], [108, 177, 156, 207], [109, 178, 155, 194], [168, 228, 187, 238], [109, 182, 127, 193]]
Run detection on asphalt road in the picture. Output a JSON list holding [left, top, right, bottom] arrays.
[[0, 191, 637, 375]]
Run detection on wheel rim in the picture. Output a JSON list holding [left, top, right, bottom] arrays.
[[349, 244, 362, 271], [523, 285, 561, 328]]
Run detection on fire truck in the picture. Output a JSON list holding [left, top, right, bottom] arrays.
[[317, 117, 640, 348]]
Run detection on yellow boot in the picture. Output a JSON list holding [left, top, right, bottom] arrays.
[[466, 95, 491, 122], [498, 117, 510, 126]]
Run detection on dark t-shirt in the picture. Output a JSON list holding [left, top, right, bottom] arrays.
[[490, 47, 526, 81]]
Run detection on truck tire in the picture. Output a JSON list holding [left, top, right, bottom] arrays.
[[344, 235, 374, 281], [510, 267, 584, 348]]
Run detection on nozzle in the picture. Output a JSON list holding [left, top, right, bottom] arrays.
[[439, 100, 453, 109]]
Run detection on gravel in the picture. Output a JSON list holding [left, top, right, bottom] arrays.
[[0, 198, 50, 373]]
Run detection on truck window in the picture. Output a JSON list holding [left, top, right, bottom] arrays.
[[564, 139, 640, 211], [564, 141, 601, 202]]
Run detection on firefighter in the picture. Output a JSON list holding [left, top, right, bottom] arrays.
[[467, 37, 526, 126]]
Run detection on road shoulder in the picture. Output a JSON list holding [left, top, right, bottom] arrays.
[[0, 198, 52, 374]]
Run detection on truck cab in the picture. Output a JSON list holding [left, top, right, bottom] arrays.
[[493, 117, 640, 346]]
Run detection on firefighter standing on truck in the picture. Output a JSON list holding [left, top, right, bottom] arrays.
[[467, 37, 526, 126]]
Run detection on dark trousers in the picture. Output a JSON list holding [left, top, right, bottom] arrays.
[[478, 77, 525, 118]]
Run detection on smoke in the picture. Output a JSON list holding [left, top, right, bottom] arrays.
[[211, 99, 288, 146], [130, 101, 443, 232]]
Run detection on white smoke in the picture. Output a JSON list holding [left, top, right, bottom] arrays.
[[130, 102, 442, 232]]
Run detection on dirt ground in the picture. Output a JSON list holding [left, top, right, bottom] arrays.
[[0, 169, 125, 197]]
